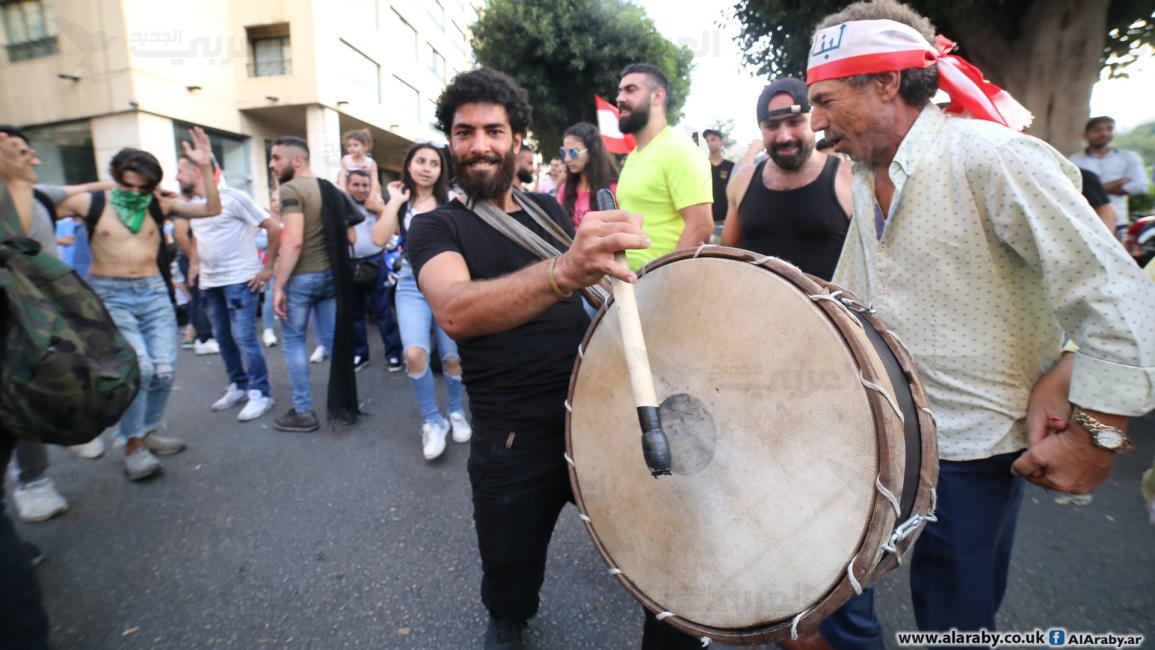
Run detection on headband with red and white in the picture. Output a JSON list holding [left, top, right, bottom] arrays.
[[806, 19, 1032, 131]]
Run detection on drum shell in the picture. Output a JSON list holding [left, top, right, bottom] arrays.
[[565, 248, 938, 645]]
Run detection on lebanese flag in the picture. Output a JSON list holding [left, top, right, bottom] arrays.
[[595, 95, 636, 154]]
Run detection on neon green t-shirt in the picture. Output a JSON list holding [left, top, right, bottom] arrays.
[[616, 125, 712, 270]]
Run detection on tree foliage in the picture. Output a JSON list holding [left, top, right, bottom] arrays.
[[471, 0, 694, 153], [730, 0, 1154, 82], [1115, 121, 1155, 215]]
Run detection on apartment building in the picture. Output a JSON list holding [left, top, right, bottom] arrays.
[[0, 0, 480, 206]]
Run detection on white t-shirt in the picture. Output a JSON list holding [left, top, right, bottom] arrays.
[[189, 188, 268, 289]]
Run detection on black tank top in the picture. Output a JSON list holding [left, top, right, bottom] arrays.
[[737, 156, 849, 281]]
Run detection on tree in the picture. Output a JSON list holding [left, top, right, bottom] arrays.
[[472, 0, 694, 154], [730, 0, 1155, 153]]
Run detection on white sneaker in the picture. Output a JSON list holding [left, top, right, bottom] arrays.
[[14, 478, 69, 523], [238, 390, 274, 421], [194, 338, 221, 355], [124, 448, 162, 480], [263, 328, 278, 347], [309, 345, 326, 364], [449, 411, 472, 444], [212, 383, 247, 411], [421, 419, 449, 461], [68, 437, 105, 460]]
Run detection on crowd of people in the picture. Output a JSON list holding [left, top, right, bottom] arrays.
[[3, 0, 1155, 648]]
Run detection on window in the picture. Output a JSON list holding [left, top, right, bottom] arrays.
[[2, 1, 58, 63], [340, 40, 381, 104], [22, 121, 96, 185], [172, 124, 252, 195], [246, 24, 291, 76], [426, 0, 445, 30], [393, 76, 420, 124], [390, 10, 417, 62], [429, 45, 445, 82]]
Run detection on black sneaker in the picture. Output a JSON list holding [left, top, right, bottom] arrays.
[[23, 542, 45, 567], [484, 618, 525, 650], [387, 357, 403, 373], [273, 409, 319, 432], [353, 356, 369, 372]]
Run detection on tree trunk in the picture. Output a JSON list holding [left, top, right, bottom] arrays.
[[957, 0, 1107, 155]]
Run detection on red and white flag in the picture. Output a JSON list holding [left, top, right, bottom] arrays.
[[595, 95, 636, 154]]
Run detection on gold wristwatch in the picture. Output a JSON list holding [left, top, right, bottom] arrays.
[[1071, 408, 1134, 453]]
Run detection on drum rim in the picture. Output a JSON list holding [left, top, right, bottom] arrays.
[[564, 246, 938, 645]]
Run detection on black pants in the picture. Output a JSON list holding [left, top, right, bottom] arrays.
[[0, 434, 51, 650], [468, 427, 700, 649]]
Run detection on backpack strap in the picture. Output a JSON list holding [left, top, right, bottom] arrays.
[[84, 191, 105, 239], [32, 189, 57, 232], [148, 198, 176, 304]]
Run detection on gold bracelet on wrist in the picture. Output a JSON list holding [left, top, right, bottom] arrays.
[[548, 257, 573, 299]]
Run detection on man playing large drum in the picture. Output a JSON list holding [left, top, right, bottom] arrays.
[[407, 68, 703, 650], [798, 0, 1155, 647]]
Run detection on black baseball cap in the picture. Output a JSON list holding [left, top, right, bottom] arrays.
[[756, 77, 810, 124], [702, 129, 722, 139]]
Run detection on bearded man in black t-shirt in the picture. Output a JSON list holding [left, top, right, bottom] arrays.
[[407, 68, 701, 650]]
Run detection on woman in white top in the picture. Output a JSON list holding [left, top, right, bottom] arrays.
[[371, 143, 470, 460]]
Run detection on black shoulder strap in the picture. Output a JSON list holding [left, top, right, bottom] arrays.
[[148, 195, 165, 226], [84, 191, 105, 239], [148, 197, 176, 304], [32, 189, 56, 231]]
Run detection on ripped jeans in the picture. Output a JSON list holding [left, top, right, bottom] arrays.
[[90, 276, 178, 442], [395, 264, 465, 425]]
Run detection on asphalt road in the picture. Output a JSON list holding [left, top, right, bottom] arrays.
[[11, 337, 1155, 649]]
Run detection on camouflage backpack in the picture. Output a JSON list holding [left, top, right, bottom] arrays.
[[0, 184, 140, 445]]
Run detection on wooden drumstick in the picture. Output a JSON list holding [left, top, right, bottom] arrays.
[[597, 189, 672, 477]]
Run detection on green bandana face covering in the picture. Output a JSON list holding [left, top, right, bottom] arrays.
[[110, 188, 153, 234]]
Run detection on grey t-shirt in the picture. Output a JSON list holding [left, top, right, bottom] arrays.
[[28, 184, 66, 260]]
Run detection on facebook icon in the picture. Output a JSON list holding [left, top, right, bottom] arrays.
[[1047, 628, 1067, 646]]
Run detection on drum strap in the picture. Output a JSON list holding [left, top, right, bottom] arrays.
[[467, 190, 610, 307]]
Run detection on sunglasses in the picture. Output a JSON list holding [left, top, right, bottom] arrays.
[[559, 147, 588, 160]]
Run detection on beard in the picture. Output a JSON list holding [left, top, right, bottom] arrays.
[[768, 137, 815, 171], [516, 168, 534, 185], [456, 147, 516, 202], [618, 102, 651, 135], [277, 167, 295, 185], [178, 181, 196, 197]]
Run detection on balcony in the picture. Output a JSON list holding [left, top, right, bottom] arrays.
[[6, 35, 58, 63]]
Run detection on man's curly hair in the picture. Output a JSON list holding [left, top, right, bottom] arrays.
[[435, 68, 533, 136]]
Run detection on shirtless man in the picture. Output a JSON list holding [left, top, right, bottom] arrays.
[[721, 77, 853, 281], [57, 127, 221, 479]]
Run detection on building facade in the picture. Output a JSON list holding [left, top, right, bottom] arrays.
[[0, 0, 480, 206]]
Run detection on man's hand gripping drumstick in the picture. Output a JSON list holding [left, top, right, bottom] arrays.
[[554, 189, 674, 477]]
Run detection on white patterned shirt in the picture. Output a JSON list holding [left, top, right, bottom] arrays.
[[833, 105, 1155, 461]]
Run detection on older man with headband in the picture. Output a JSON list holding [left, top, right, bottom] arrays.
[[777, 1, 1155, 648]]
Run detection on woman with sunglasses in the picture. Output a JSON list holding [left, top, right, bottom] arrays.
[[371, 143, 471, 461], [556, 122, 619, 228]]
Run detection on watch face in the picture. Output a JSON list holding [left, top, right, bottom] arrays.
[[1096, 429, 1124, 449]]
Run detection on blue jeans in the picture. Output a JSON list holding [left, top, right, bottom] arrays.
[[282, 271, 336, 413], [820, 453, 1025, 650], [261, 276, 277, 332], [90, 276, 178, 441], [177, 254, 213, 342], [351, 252, 402, 362], [203, 282, 270, 396], [395, 264, 464, 424]]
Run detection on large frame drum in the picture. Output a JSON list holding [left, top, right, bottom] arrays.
[[565, 248, 938, 645]]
